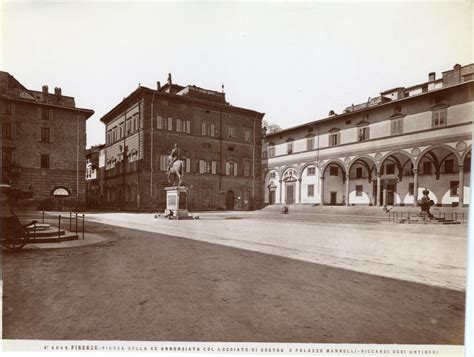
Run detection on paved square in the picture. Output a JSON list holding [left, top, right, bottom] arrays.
[[2, 209, 466, 344]]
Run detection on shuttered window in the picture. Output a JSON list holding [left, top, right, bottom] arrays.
[[160, 155, 168, 171]]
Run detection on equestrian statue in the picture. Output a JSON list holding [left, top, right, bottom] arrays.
[[166, 143, 184, 187]]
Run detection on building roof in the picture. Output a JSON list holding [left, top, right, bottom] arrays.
[[100, 83, 264, 124], [0, 71, 94, 118], [265, 63, 474, 139]]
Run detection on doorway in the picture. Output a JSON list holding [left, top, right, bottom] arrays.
[[269, 189, 275, 205], [226, 190, 234, 210], [285, 183, 295, 204], [330, 191, 337, 205]]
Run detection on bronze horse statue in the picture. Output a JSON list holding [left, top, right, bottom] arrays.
[[167, 159, 184, 187]]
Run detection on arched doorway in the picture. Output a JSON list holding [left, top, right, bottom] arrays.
[[282, 168, 298, 204], [51, 186, 70, 211], [321, 161, 346, 206], [416, 146, 462, 206], [378, 152, 415, 206], [226, 190, 234, 210], [347, 157, 377, 205]]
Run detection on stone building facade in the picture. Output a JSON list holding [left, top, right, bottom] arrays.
[[263, 64, 473, 207], [85, 144, 105, 209], [0, 72, 94, 209], [99, 75, 264, 211]]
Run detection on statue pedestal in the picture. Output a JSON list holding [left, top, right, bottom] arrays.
[[165, 186, 191, 220]]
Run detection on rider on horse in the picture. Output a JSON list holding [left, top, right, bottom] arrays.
[[168, 143, 181, 171]]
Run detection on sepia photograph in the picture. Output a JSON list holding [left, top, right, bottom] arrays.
[[1, 0, 473, 355]]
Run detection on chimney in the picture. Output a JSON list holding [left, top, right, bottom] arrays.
[[453, 64, 461, 83], [42, 85, 48, 95], [54, 87, 62, 99], [428, 72, 436, 82], [157, 81, 161, 91], [167, 73, 172, 86], [328, 110, 336, 116]]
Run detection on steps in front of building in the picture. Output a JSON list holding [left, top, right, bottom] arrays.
[[260, 204, 468, 224], [26, 226, 79, 243]]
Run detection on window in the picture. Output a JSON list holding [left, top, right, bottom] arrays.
[[423, 161, 432, 175], [42, 108, 49, 120], [2, 123, 11, 139], [287, 142, 293, 154], [329, 166, 338, 176], [262, 151, 267, 159], [356, 167, 363, 179], [40, 154, 50, 169], [211, 161, 218, 175], [175, 119, 190, 133], [243, 161, 251, 177], [201, 122, 215, 137], [358, 126, 370, 141], [226, 162, 237, 176], [167, 117, 173, 131], [408, 183, 414, 196], [450, 181, 459, 196], [307, 184, 314, 197], [329, 132, 340, 146], [268, 146, 275, 158], [159, 155, 168, 171], [444, 159, 454, 173], [41, 127, 50, 142], [270, 172, 276, 179], [432, 109, 447, 128], [306, 137, 314, 151], [356, 185, 363, 196], [199, 160, 211, 174], [157, 115, 167, 130], [227, 126, 236, 139], [244, 128, 252, 142], [386, 163, 395, 175], [5, 102, 12, 115], [228, 146, 234, 152], [307, 167, 316, 176], [391, 118, 404, 135], [2, 149, 12, 165]]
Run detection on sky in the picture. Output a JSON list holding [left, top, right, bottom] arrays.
[[1, 1, 472, 148]]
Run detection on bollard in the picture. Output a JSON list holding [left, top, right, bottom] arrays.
[[58, 215, 61, 243], [42, 210, 45, 224], [75, 213, 78, 234], [455, 212, 457, 223], [82, 214, 85, 240], [70, 211, 72, 231], [408, 212, 410, 223], [33, 221, 36, 241]]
